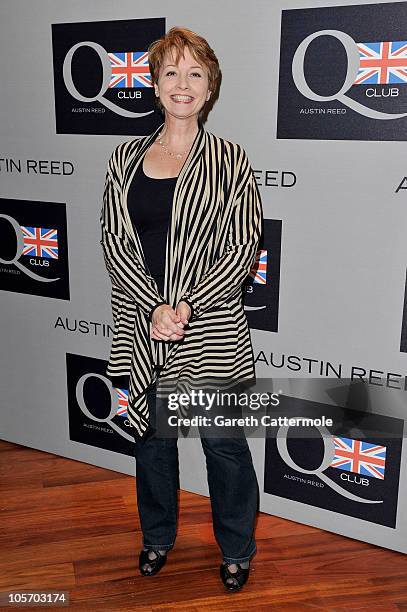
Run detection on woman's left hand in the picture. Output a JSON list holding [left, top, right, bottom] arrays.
[[151, 300, 191, 342]]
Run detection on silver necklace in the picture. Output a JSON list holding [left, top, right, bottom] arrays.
[[157, 131, 191, 159]]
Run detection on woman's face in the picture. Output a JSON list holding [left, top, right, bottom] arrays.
[[154, 46, 211, 121]]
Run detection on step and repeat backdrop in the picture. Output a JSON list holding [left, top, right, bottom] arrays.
[[1, 0, 406, 554]]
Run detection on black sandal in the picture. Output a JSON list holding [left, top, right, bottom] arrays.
[[220, 561, 250, 592], [139, 549, 167, 576]]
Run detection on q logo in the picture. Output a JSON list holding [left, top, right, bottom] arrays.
[[292, 29, 407, 120], [62, 41, 153, 118], [75, 372, 134, 442], [0, 214, 59, 282], [276, 424, 383, 504]]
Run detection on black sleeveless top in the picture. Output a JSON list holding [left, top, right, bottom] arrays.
[[127, 161, 177, 297]]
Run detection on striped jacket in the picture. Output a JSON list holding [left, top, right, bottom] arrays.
[[100, 121, 263, 438]]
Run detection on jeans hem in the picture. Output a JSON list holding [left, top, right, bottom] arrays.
[[222, 546, 257, 564], [142, 542, 174, 551]]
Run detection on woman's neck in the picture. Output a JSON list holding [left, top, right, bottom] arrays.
[[159, 114, 199, 147]]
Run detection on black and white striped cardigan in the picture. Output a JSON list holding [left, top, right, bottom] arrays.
[[100, 120, 263, 438]]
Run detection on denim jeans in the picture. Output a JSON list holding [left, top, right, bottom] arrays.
[[132, 380, 259, 564]]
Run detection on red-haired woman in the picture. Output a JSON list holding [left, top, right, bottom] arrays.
[[100, 26, 263, 592]]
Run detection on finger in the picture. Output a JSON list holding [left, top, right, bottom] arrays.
[[156, 324, 172, 335], [169, 333, 183, 341], [170, 325, 185, 336], [151, 329, 179, 342], [176, 307, 190, 325], [153, 328, 172, 340], [159, 323, 185, 337], [152, 333, 169, 341], [151, 328, 164, 340], [152, 330, 184, 342], [161, 317, 185, 333]]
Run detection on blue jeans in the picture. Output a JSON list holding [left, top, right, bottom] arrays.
[[132, 380, 259, 564]]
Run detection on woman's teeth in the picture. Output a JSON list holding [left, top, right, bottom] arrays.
[[171, 95, 193, 103]]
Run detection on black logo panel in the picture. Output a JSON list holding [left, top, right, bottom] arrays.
[[0, 198, 69, 299], [52, 17, 165, 135]]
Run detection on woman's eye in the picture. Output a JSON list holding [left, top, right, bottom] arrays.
[[164, 70, 202, 77]]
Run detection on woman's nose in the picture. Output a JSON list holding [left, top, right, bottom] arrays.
[[177, 74, 189, 89]]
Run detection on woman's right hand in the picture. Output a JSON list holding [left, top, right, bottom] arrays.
[[150, 304, 186, 342]]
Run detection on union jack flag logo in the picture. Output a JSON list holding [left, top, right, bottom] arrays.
[[21, 226, 58, 259], [330, 436, 386, 480], [354, 40, 407, 85], [249, 249, 267, 284], [108, 51, 152, 88], [115, 388, 129, 417]]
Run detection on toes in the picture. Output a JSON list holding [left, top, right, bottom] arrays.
[[147, 551, 158, 561]]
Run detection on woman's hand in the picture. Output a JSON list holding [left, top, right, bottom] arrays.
[[150, 304, 186, 342], [150, 301, 192, 342]]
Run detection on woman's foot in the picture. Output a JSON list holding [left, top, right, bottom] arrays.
[[220, 560, 250, 591], [139, 548, 168, 576]]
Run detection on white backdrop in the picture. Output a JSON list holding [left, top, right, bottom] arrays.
[[1, 0, 406, 554]]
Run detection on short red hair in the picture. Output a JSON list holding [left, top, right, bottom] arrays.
[[148, 27, 220, 113]]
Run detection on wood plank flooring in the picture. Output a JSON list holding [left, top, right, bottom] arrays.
[[1, 439, 406, 611]]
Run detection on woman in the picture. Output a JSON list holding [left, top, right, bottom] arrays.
[[100, 27, 263, 592]]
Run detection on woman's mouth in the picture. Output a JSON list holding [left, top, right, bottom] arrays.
[[170, 95, 194, 104]]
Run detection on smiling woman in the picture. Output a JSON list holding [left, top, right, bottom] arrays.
[[148, 27, 219, 120], [100, 26, 263, 592], [154, 47, 209, 115]]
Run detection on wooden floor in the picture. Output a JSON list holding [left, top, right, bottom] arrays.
[[1, 439, 406, 612]]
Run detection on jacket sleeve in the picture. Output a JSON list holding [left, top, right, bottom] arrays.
[[100, 147, 166, 318], [179, 149, 263, 320]]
